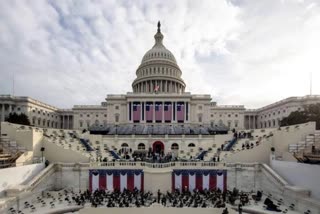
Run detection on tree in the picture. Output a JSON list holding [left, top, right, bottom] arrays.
[[5, 112, 31, 126], [280, 103, 320, 130]]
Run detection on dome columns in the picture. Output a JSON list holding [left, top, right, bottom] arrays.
[[133, 79, 185, 93]]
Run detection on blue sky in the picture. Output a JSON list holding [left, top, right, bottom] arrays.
[[0, 0, 319, 108]]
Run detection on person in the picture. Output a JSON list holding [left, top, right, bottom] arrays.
[[157, 189, 161, 203], [264, 197, 281, 212], [238, 204, 243, 214], [252, 190, 262, 201], [222, 208, 229, 214]]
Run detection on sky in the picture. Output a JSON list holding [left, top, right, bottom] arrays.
[[0, 0, 320, 109]]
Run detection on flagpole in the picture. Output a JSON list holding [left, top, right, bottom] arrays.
[[310, 72, 312, 95], [12, 72, 15, 96]]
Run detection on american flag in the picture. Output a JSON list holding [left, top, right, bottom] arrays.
[[177, 102, 185, 122], [172, 170, 227, 192], [89, 169, 144, 192], [155, 102, 162, 121], [164, 102, 172, 122], [133, 102, 141, 122], [146, 103, 153, 122], [154, 85, 160, 93]]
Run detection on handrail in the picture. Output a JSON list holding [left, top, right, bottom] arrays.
[[260, 163, 288, 186]]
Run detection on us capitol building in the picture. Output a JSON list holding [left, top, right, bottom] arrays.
[[1, 22, 320, 214], [0, 22, 319, 132]]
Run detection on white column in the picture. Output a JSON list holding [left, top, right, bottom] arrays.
[[131, 102, 133, 123], [162, 101, 164, 123], [144, 101, 146, 122], [153, 101, 155, 123], [171, 102, 174, 121], [140, 102, 143, 121], [184, 101, 186, 122], [1, 104, 4, 122], [175, 101, 178, 123], [150, 81, 153, 93], [127, 102, 130, 121]]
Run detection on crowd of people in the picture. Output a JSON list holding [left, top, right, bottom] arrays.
[[72, 188, 154, 208], [66, 187, 251, 210]]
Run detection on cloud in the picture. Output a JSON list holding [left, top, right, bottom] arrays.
[[0, 0, 319, 109]]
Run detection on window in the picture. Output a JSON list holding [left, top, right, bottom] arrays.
[[188, 143, 195, 147], [121, 143, 129, 147], [198, 115, 202, 123], [80, 121, 83, 128], [115, 114, 119, 122], [115, 106, 119, 110], [17, 107, 20, 111], [235, 121, 238, 128], [104, 114, 107, 117], [211, 114, 213, 117], [87, 114, 90, 117], [138, 143, 145, 150], [228, 114, 231, 117], [96, 115, 98, 117], [171, 143, 179, 150], [227, 121, 231, 128], [80, 114, 83, 117], [235, 114, 238, 117], [198, 106, 202, 110]]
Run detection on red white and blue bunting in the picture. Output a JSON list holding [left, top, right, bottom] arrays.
[[172, 170, 227, 192], [89, 169, 144, 192]]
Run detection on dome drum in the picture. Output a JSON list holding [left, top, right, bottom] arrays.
[[132, 79, 185, 93]]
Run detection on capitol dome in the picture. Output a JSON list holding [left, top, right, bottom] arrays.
[[132, 21, 186, 94]]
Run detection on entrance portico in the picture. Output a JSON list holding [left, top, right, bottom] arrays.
[[152, 141, 164, 154]]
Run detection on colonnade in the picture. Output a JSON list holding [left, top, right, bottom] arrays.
[[61, 115, 73, 129], [128, 101, 189, 123], [0, 103, 13, 122], [133, 80, 185, 93], [246, 115, 257, 129]]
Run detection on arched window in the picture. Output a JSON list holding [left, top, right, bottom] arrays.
[[188, 143, 195, 147], [171, 143, 179, 150], [121, 143, 129, 147], [95, 120, 99, 125], [138, 143, 145, 150]]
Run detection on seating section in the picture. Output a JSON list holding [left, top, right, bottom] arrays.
[[223, 138, 237, 151], [110, 150, 121, 160], [79, 139, 94, 151], [43, 128, 113, 162], [89, 124, 228, 135], [196, 150, 207, 160]]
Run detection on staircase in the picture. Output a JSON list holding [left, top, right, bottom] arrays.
[[110, 150, 121, 160], [223, 137, 237, 151], [0, 139, 25, 168]]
